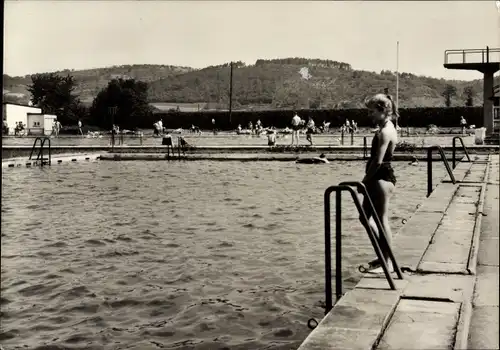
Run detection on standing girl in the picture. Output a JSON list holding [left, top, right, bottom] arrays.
[[361, 93, 399, 273]]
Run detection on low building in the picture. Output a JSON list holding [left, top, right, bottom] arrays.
[[2, 103, 57, 136], [2, 102, 42, 134], [27, 113, 57, 135]]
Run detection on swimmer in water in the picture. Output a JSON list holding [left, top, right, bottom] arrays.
[[295, 153, 329, 164], [361, 93, 399, 273], [316, 153, 329, 163]]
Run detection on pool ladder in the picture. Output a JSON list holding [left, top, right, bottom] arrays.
[[29, 137, 51, 166], [427, 136, 471, 197], [308, 137, 471, 329], [323, 182, 404, 314]]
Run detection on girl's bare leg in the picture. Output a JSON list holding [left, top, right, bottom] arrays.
[[359, 180, 394, 267]]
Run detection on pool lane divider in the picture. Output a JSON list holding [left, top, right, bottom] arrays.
[[2, 153, 101, 169]]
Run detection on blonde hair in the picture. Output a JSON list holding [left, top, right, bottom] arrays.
[[365, 93, 399, 123]]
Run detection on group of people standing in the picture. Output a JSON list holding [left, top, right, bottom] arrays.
[[289, 113, 357, 146]]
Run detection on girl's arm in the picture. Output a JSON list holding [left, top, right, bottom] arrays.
[[363, 129, 391, 183]]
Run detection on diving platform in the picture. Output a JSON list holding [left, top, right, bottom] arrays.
[[444, 47, 500, 144], [444, 47, 500, 73]]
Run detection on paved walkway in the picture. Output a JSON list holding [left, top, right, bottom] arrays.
[[298, 154, 499, 350], [468, 154, 499, 350]]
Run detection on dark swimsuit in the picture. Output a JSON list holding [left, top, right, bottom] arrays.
[[362, 132, 396, 218], [365, 132, 396, 185]]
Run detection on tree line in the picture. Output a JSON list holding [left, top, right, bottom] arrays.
[[23, 69, 480, 130], [27, 73, 153, 129]]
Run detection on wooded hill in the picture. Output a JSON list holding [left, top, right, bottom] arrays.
[[3, 59, 497, 109]]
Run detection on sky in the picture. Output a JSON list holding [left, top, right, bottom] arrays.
[[4, 1, 500, 81]]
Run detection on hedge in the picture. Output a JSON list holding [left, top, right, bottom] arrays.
[[147, 106, 483, 130]]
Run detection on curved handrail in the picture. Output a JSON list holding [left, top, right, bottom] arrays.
[[29, 137, 51, 166], [339, 182, 403, 278], [452, 136, 471, 169], [29, 137, 43, 160], [40, 137, 51, 166], [427, 146, 456, 197], [324, 183, 402, 314]]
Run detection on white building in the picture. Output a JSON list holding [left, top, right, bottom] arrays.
[[3, 103, 42, 135], [2, 103, 56, 136]]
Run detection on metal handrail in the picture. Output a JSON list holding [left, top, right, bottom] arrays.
[[452, 136, 471, 169], [363, 136, 368, 159], [444, 47, 500, 65], [29, 137, 51, 166], [427, 146, 456, 197], [324, 181, 403, 314], [29, 137, 43, 160], [40, 137, 51, 166]]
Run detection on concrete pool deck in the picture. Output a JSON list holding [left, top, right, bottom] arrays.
[[297, 154, 499, 350], [2, 144, 498, 160]]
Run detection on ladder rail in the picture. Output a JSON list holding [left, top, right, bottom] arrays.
[[324, 182, 403, 314], [29, 137, 43, 160], [427, 146, 456, 197], [452, 136, 471, 169], [339, 181, 404, 279], [29, 137, 52, 166], [40, 137, 51, 166]]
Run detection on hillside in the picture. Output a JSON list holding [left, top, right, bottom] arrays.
[[3, 64, 193, 104], [3, 59, 497, 109]]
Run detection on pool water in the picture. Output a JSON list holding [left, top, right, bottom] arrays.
[[1, 160, 448, 349]]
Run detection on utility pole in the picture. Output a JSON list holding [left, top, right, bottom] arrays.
[[229, 62, 234, 126], [396, 41, 400, 109]]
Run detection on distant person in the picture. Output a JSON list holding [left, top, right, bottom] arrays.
[[112, 124, 120, 145], [322, 120, 330, 133], [360, 93, 398, 273], [191, 124, 200, 134], [460, 116, 467, 135], [178, 136, 191, 155], [306, 116, 315, 145], [52, 119, 61, 137], [347, 119, 354, 134], [78, 120, 83, 136], [212, 118, 217, 135], [291, 112, 302, 146], [267, 128, 277, 146], [345, 119, 351, 131]]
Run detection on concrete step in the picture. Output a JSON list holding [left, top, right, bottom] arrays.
[[376, 299, 461, 350]]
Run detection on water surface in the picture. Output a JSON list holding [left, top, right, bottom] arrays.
[[1, 160, 448, 349]]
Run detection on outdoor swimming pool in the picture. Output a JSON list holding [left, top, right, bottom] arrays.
[[1, 160, 448, 349]]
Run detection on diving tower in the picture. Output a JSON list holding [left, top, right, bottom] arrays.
[[444, 47, 500, 143]]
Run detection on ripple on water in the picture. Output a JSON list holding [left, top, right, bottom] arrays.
[[1, 160, 445, 349]]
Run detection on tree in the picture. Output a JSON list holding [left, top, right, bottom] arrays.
[[89, 78, 153, 129], [27, 73, 83, 124], [442, 84, 457, 107], [463, 86, 474, 107]]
